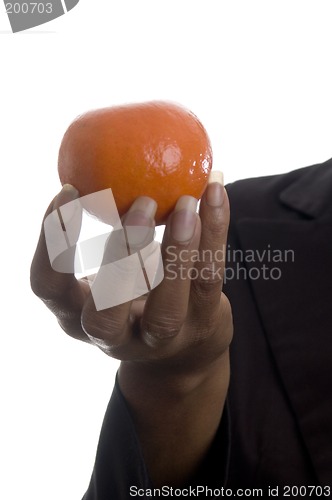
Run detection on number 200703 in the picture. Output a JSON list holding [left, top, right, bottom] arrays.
[[5, 3, 53, 14]]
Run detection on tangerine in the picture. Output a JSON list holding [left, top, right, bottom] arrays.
[[58, 101, 213, 225]]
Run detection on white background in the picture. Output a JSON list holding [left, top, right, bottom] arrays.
[[0, 1, 332, 498]]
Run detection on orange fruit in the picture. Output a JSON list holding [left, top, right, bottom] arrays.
[[58, 100, 213, 225]]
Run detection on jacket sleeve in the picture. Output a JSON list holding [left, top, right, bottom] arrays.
[[82, 375, 230, 499], [82, 375, 151, 500]]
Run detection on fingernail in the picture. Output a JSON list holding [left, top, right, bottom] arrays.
[[53, 184, 79, 210], [171, 195, 198, 243], [127, 196, 157, 219], [206, 171, 225, 207], [124, 197, 157, 248]]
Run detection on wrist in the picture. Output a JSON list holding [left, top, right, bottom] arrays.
[[117, 350, 230, 488], [118, 348, 230, 402]]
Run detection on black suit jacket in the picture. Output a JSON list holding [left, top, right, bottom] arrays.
[[225, 158, 332, 488], [83, 158, 332, 498]]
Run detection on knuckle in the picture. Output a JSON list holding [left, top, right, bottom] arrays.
[[81, 304, 125, 348], [191, 269, 222, 299], [198, 263, 223, 283], [142, 318, 182, 341], [81, 306, 105, 337], [220, 294, 234, 344], [190, 293, 233, 345], [30, 273, 59, 301], [220, 293, 232, 320], [30, 262, 46, 298], [30, 275, 45, 299]]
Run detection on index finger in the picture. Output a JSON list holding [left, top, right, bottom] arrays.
[[30, 184, 89, 341]]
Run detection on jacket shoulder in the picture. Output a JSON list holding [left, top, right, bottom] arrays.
[[225, 165, 312, 222]]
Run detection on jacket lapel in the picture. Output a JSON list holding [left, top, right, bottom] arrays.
[[234, 163, 332, 485]]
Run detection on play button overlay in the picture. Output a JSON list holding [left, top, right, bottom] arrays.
[[4, 0, 80, 33]]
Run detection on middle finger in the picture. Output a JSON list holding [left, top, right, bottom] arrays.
[[141, 195, 201, 346]]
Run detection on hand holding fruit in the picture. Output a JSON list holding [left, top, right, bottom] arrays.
[[30, 102, 233, 487]]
